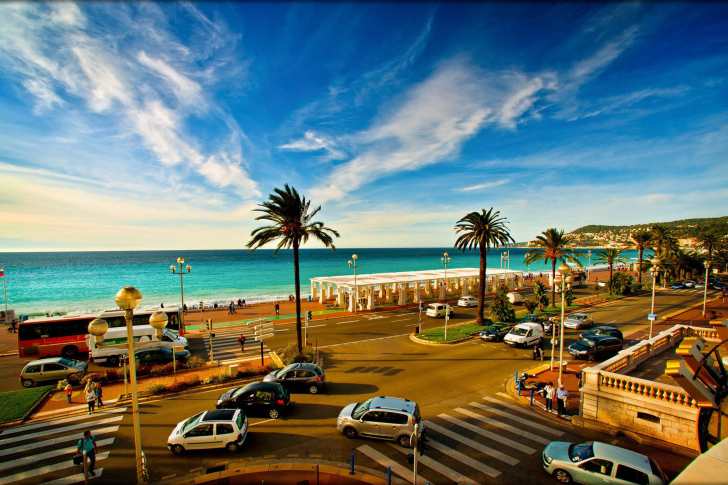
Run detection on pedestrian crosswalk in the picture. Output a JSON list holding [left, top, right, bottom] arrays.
[[357, 394, 566, 485], [196, 327, 273, 363], [0, 408, 126, 484]]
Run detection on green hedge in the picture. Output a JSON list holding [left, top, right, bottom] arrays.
[[0, 386, 54, 423]]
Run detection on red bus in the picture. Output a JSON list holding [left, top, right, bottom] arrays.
[[17, 308, 181, 359]]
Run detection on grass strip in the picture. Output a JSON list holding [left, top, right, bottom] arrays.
[[417, 323, 484, 342], [0, 385, 55, 423]]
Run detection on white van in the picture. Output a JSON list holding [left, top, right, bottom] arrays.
[[426, 303, 454, 318], [503, 322, 543, 348], [507, 292, 524, 304], [88, 325, 188, 365]]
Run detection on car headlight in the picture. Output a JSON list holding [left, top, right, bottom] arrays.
[[217, 400, 222, 405], [543, 454, 553, 464]]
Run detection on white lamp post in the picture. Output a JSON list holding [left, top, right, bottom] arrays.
[[442, 253, 451, 340], [348, 254, 360, 314], [703, 260, 711, 317], [587, 250, 592, 281], [554, 263, 572, 386], [649, 258, 661, 339], [170, 257, 191, 336]]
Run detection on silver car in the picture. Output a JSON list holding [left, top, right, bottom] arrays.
[[337, 396, 422, 447], [543, 441, 667, 485], [20, 357, 88, 388], [563, 313, 593, 330]]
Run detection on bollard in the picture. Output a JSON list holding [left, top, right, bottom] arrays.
[[350, 451, 355, 475], [530, 389, 534, 406], [387, 466, 391, 485], [516, 371, 521, 396]]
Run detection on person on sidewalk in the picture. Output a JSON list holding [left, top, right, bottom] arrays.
[[95, 382, 104, 409], [533, 341, 543, 361], [85, 383, 96, 415], [544, 382, 555, 413], [274, 303, 280, 316], [557, 384, 569, 417], [238, 334, 246, 352], [77, 430, 99, 476], [65, 382, 73, 404]]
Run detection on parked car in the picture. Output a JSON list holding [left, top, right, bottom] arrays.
[[568, 335, 623, 361], [695, 282, 706, 289], [671, 282, 686, 289], [543, 319, 560, 336], [563, 313, 594, 330], [542, 441, 667, 485], [507, 292, 525, 304], [683, 280, 696, 288], [20, 357, 88, 388], [216, 381, 290, 419], [479, 324, 512, 342], [167, 408, 248, 455], [337, 396, 422, 448], [426, 303, 454, 318], [127, 347, 190, 366], [504, 322, 544, 348], [597, 280, 608, 288], [263, 362, 326, 394], [714, 281, 727, 290], [458, 296, 478, 307], [580, 326, 623, 342], [521, 314, 551, 326]]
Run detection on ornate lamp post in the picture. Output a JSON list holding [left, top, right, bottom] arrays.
[[703, 260, 711, 317], [348, 254, 360, 314], [587, 250, 592, 281], [554, 262, 573, 386], [171, 257, 191, 336], [442, 252, 451, 340], [649, 258, 661, 339]]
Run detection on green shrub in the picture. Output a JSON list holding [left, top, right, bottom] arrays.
[[218, 371, 231, 382], [203, 374, 219, 385], [489, 290, 515, 323], [185, 375, 201, 387], [81, 373, 104, 385], [565, 289, 576, 306], [150, 365, 166, 377], [66, 373, 82, 385], [523, 299, 538, 314], [184, 355, 205, 369], [533, 281, 549, 311], [104, 369, 120, 382], [276, 342, 315, 365], [146, 382, 169, 395], [56, 379, 69, 390]]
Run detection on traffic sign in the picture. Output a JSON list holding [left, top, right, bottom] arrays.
[[254, 320, 275, 341], [647, 314, 657, 321]]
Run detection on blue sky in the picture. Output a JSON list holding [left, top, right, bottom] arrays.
[[0, 2, 726, 251]]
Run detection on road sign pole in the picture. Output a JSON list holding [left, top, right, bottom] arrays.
[[260, 340, 264, 366], [208, 319, 214, 364]]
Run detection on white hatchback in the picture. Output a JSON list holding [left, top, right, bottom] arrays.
[[167, 409, 248, 455], [426, 303, 454, 318], [458, 296, 478, 307]]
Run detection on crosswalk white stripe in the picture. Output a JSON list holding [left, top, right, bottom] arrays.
[[424, 421, 518, 466], [453, 408, 550, 445], [495, 392, 515, 401], [0, 408, 127, 437], [469, 402, 564, 437], [0, 451, 109, 484], [385, 443, 478, 485], [0, 438, 114, 472], [0, 417, 123, 447], [41, 468, 104, 484], [482, 396, 556, 423], [356, 445, 427, 484], [0, 427, 119, 457], [427, 438, 501, 478], [437, 414, 536, 454]]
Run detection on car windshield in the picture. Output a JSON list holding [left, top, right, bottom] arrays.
[[59, 358, 77, 366], [523, 315, 538, 322], [352, 398, 374, 419], [510, 327, 529, 336], [231, 385, 251, 399], [568, 442, 594, 462], [182, 413, 203, 432], [581, 339, 596, 348], [277, 364, 297, 377]]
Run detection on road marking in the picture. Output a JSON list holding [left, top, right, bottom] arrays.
[[275, 328, 290, 332], [390, 318, 410, 323], [670, 300, 678, 303], [320, 333, 410, 349], [404, 323, 419, 327], [357, 445, 427, 484], [0, 417, 124, 447], [608, 320, 616, 323], [306, 324, 326, 328], [336, 320, 359, 325], [42, 468, 104, 485], [425, 420, 518, 465], [482, 396, 556, 424], [0, 408, 127, 437], [0, 452, 109, 484], [469, 402, 564, 436], [453, 408, 551, 445], [428, 438, 501, 477], [0, 426, 119, 457], [249, 418, 276, 427], [437, 414, 536, 454], [385, 442, 477, 484], [495, 392, 516, 401], [0, 438, 114, 472]]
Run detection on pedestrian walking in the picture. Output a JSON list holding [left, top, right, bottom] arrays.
[[77, 430, 99, 476], [228, 303, 234, 315], [532, 341, 543, 361], [557, 384, 569, 417], [85, 383, 96, 415], [183, 303, 188, 313], [95, 382, 104, 409], [242, 299, 246, 307], [274, 303, 280, 316], [238, 333, 246, 352], [65, 382, 73, 404], [544, 382, 555, 413]]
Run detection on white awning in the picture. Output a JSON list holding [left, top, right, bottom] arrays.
[[310, 268, 523, 289]]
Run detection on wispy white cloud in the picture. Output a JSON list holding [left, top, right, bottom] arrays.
[[278, 130, 347, 160], [457, 180, 510, 192]]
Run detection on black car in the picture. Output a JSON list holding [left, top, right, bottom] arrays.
[[132, 348, 190, 366], [216, 381, 290, 419], [262, 363, 326, 394], [580, 326, 624, 342], [568, 335, 623, 361], [479, 324, 512, 342]]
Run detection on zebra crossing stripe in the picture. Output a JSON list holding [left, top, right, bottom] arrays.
[[437, 414, 536, 454], [0, 417, 123, 447], [495, 392, 515, 401], [482, 396, 557, 423], [424, 421, 518, 466], [41, 468, 103, 485], [0, 427, 119, 457], [453, 408, 550, 445], [427, 438, 501, 478], [0, 451, 109, 484], [0, 408, 127, 437], [469, 402, 564, 437], [0, 438, 114, 472], [385, 443, 478, 485], [356, 445, 427, 484]]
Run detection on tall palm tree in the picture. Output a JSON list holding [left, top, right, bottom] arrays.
[[594, 248, 626, 295], [629, 230, 653, 283], [649, 224, 677, 258], [454, 208, 514, 324], [696, 231, 723, 269], [524, 229, 584, 307], [247, 184, 340, 353]]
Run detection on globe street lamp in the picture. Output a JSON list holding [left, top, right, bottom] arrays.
[[587, 250, 592, 282], [703, 260, 711, 317], [348, 254, 360, 314], [87, 287, 168, 484], [171, 257, 191, 336], [649, 258, 661, 339], [554, 262, 573, 386]]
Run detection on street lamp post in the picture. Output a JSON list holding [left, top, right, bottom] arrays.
[[554, 263, 572, 386], [170, 257, 191, 336], [587, 250, 592, 282], [348, 255, 360, 314], [442, 253, 451, 340], [649, 258, 661, 339], [703, 260, 711, 317]]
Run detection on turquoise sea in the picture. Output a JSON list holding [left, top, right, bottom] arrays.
[[0, 248, 643, 315]]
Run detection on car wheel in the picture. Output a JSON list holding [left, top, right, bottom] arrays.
[[61, 345, 79, 359], [553, 469, 573, 484], [21, 378, 34, 388], [226, 442, 240, 453], [587, 353, 596, 362], [108, 355, 119, 366], [397, 434, 412, 448], [171, 445, 185, 456], [269, 408, 280, 419], [343, 427, 358, 439], [309, 385, 319, 394]]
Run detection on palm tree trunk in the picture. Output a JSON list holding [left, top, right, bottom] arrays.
[[609, 264, 613, 295], [638, 249, 643, 284], [293, 239, 303, 353], [550, 259, 556, 308], [476, 242, 486, 324]]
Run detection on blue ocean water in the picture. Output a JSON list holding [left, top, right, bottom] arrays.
[[0, 248, 643, 315]]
